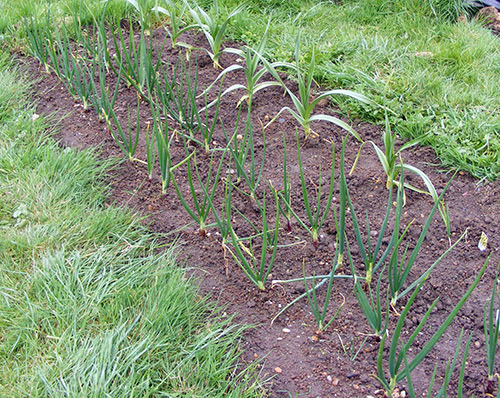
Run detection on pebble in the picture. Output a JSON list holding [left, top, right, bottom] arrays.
[[475, 341, 481, 348], [274, 366, 282, 373], [360, 374, 370, 383], [282, 328, 291, 333], [331, 377, 339, 386]]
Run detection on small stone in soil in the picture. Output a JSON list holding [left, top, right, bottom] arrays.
[[274, 367, 282, 373], [282, 328, 291, 333]]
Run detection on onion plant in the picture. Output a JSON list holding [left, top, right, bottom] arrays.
[[153, 0, 197, 48], [279, 133, 293, 232], [34, 13, 94, 108], [171, 147, 226, 236], [345, 130, 460, 303], [191, 81, 224, 152], [144, 121, 156, 180], [258, 35, 373, 139], [277, 131, 335, 249], [24, 13, 53, 74], [88, 51, 121, 124], [70, 4, 117, 79], [351, 114, 449, 226], [484, 264, 500, 394], [107, 98, 142, 162], [227, 187, 280, 291], [68, 53, 97, 110], [344, 166, 397, 287], [152, 105, 171, 193], [270, 137, 349, 324], [342, 137, 389, 335], [43, 19, 81, 99], [154, 58, 200, 137], [387, 175, 456, 308], [205, 170, 233, 247], [403, 330, 472, 398], [184, 0, 245, 68], [200, 28, 292, 109], [304, 260, 345, 334], [110, 20, 162, 100], [151, 105, 194, 194], [172, 80, 223, 152], [376, 257, 489, 398], [351, 264, 389, 337], [224, 111, 266, 206], [55, 10, 110, 110]]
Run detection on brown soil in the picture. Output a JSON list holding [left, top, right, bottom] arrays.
[[19, 25, 500, 398]]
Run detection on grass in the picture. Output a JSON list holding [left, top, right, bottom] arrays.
[[5, 1, 499, 179], [0, 49, 264, 397], [223, 0, 500, 181]]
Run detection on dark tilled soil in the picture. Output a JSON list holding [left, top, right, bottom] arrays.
[[19, 26, 500, 398]]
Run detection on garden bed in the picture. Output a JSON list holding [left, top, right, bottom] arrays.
[[22, 21, 500, 397]]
